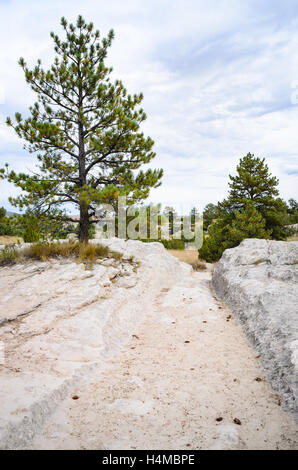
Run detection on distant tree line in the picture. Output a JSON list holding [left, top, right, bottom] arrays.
[[0, 208, 79, 242], [1, 153, 296, 256]]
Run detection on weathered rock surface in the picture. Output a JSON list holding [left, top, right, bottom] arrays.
[[0, 238, 190, 449], [1, 238, 298, 450], [212, 239, 298, 417]]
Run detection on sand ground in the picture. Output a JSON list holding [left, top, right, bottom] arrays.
[[167, 249, 199, 264], [28, 264, 298, 450], [0, 235, 23, 245]]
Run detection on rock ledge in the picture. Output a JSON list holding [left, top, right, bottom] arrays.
[[212, 238, 298, 417]]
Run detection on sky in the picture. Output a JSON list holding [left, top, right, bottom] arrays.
[[0, 0, 298, 214]]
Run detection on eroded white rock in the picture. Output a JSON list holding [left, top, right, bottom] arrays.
[[212, 238, 298, 417], [0, 238, 191, 449]]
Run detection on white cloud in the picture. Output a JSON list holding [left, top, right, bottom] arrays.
[[0, 0, 297, 213]]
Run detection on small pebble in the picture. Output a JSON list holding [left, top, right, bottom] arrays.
[[233, 418, 241, 425]]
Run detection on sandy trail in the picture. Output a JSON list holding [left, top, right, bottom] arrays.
[[29, 267, 298, 450]]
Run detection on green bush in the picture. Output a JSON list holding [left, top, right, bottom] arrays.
[[199, 219, 232, 262], [0, 221, 15, 236], [199, 201, 271, 262], [159, 238, 185, 250], [23, 225, 41, 242], [0, 207, 19, 236]]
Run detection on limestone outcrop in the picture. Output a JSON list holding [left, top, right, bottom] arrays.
[[0, 238, 191, 449], [212, 239, 298, 417]]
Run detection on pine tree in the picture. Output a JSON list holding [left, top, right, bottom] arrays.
[[0, 207, 17, 236], [2, 16, 162, 241], [202, 203, 218, 231], [199, 153, 290, 261], [199, 201, 271, 262], [287, 198, 298, 224], [0, 207, 6, 220], [225, 152, 279, 211], [227, 200, 271, 244], [219, 153, 287, 239], [199, 218, 232, 262], [190, 206, 199, 231], [163, 206, 178, 236]]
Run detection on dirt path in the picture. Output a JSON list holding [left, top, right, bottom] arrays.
[[29, 268, 298, 450]]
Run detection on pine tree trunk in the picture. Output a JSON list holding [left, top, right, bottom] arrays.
[[79, 206, 89, 242], [77, 61, 88, 243]]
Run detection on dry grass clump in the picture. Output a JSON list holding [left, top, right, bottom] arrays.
[[77, 242, 109, 262], [109, 250, 123, 261], [22, 241, 80, 261], [0, 241, 121, 266], [191, 259, 207, 271], [0, 245, 21, 265]]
